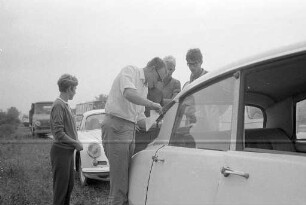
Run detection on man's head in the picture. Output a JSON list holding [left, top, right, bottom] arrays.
[[163, 55, 176, 78], [145, 57, 167, 89], [186, 48, 203, 73], [57, 74, 78, 100]]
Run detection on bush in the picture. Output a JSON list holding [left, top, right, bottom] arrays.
[[0, 124, 16, 138], [0, 107, 20, 138]]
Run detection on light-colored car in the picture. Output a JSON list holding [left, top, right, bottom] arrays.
[[74, 109, 109, 186], [129, 42, 306, 205]]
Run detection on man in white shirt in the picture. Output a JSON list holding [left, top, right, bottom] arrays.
[[102, 57, 166, 205]]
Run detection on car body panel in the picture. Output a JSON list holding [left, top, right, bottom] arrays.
[[129, 103, 178, 205], [216, 151, 306, 205], [146, 146, 224, 205], [129, 145, 163, 205]]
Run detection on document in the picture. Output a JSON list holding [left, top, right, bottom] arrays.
[[145, 110, 159, 131]]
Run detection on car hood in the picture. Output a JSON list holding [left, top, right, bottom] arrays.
[[77, 129, 101, 143]]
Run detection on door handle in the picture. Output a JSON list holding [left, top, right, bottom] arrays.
[[221, 167, 249, 179], [152, 156, 165, 163]]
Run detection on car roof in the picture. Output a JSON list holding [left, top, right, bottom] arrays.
[[82, 109, 105, 118], [175, 42, 306, 101]]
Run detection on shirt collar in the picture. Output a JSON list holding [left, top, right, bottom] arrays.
[[190, 68, 207, 82], [57, 97, 68, 105]]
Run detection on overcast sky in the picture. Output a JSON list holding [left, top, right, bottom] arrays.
[[1, 0, 306, 114]]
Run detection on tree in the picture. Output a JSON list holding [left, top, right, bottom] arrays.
[[6, 107, 20, 125], [95, 94, 108, 104], [7, 107, 20, 119]]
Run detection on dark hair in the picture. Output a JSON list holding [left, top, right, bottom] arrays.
[[147, 57, 166, 70], [57, 74, 78, 92], [186, 48, 203, 63]]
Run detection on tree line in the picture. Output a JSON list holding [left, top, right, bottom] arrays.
[[0, 107, 20, 138]]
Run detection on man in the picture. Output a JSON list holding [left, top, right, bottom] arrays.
[[184, 48, 208, 88], [50, 74, 83, 205], [162, 55, 181, 105], [183, 48, 208, 124], [102, 57, 166, 205]]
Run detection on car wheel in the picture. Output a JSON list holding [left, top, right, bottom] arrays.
[[78, 157, 88, 186], [31, 127, 35, 137]]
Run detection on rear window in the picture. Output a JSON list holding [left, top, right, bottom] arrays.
[[296, 100, 306, 139], [245, 106, 264, 129]]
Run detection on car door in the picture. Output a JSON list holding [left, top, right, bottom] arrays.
[[215, 150, 306, 205], [215, 62, 306, 205], [145, 76, 237, 205]]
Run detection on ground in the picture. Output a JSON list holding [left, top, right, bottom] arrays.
[[0, 125, 109, 205]]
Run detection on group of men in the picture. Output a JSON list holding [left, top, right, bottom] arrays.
[[49, 48, 207, 205]]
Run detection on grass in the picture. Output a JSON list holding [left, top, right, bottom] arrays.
[[0, 125, 109, 205]]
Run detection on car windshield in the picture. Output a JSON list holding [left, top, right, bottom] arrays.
[[34, 103, 52, 114], [85, 113, 105, 131]]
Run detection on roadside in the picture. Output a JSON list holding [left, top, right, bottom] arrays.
[[0, 124, 109, 205]]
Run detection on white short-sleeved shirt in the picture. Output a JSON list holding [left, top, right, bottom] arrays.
[[105, 65, 148, 123]]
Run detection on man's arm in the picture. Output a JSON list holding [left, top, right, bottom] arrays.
[[123, 88, 162, 112], [51, 105, 83, 151]]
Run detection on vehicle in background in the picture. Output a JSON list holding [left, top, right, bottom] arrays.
[[29, 101, 53, 137], [74, 109, 109, 186], [21, 115, 30, 127], [75, 100, 105, 129]]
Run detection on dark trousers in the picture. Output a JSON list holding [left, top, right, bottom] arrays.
[[101, 115, 135, 205], [50, 144, 75, 205]]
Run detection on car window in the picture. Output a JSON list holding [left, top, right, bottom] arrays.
[[35, 104, 52, 114], [245, 106, 264, 129], [85, 113, 105, 131], [296, 100, 306, 140], [169, 77, 235, 151]]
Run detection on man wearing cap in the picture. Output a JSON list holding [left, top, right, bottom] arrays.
[[50, 74, 83, 205], [102, 57, 166, 205]]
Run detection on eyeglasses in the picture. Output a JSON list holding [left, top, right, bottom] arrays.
[[155, 68, 163, 82], [187, 61, 198, 66]]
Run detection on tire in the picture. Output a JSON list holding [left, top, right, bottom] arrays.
[[31, 126, 35, 137], [78, 157, 88, 186]]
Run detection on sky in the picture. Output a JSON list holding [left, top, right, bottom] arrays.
[[1, 0, 306, 115]]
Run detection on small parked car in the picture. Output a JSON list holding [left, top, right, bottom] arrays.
[[74, 109, 109, 186], [128, 42, 306, 205]]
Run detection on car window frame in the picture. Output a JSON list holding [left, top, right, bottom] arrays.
[[169, 72, 241, 151], [244, 104, 266, 129], [294, 95, 306, 141], [83, 113, 105, 131]]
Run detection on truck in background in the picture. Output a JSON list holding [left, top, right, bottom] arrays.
[[29, 101, 53, 137]]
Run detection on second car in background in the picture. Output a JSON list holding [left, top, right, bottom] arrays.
[[74, 109, 109, 186]]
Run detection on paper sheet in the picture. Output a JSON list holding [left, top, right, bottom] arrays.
[[145, 110, 159, 131]]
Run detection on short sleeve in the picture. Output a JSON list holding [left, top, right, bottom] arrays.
[[119, 66, 137, 94]]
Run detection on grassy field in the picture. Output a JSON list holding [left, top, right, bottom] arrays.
[[0, 125, 109, 205]]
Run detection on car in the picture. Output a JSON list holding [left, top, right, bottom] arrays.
[[21, 115, 30, 127], [128, 42, 306, 205], [29, 101, 53, 137], [74, 109, 109, 186]]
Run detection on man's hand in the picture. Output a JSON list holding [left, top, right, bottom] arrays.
[[75, 140, 83, 151], [149, 102, 163, 114]]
